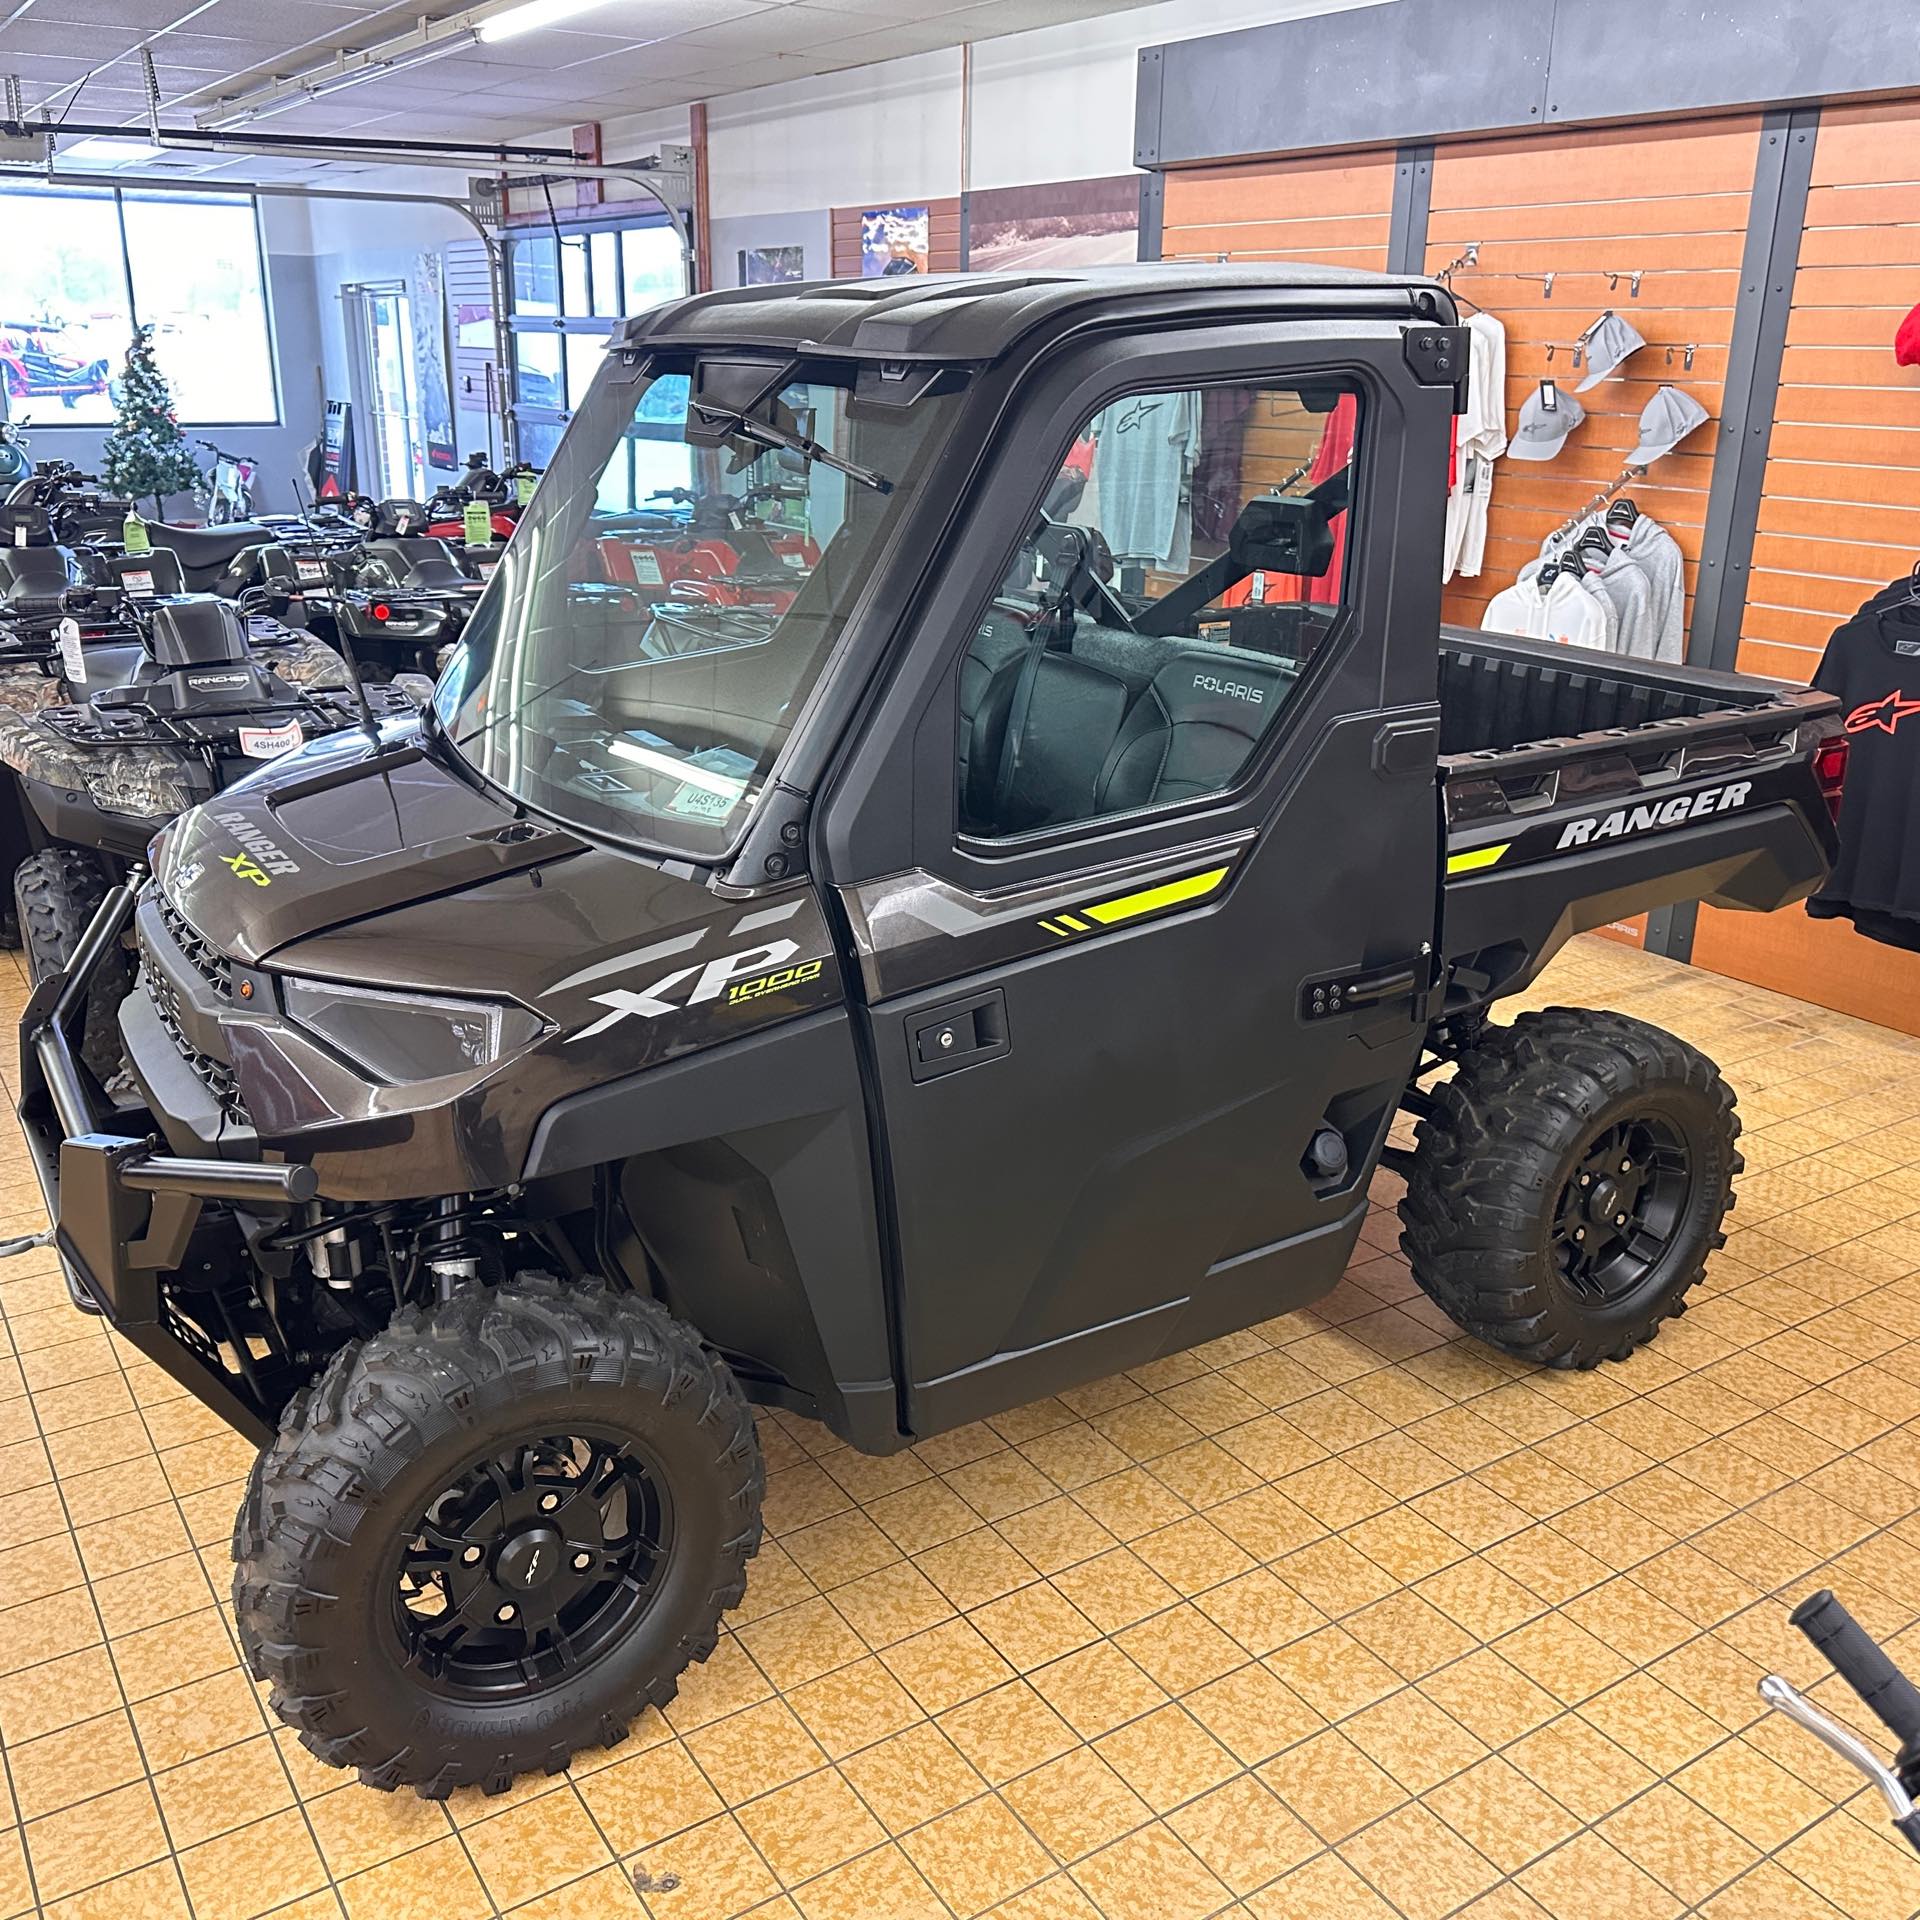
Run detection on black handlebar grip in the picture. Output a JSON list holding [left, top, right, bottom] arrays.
[[1791, 1589, 1920, 1746], [9, 593, 71, 619]]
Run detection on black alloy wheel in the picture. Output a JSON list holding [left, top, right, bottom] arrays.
[[392, 1430, 676, 1699], [235, 1276, 762, 1797], [1551, 1116, 1692, 1303]]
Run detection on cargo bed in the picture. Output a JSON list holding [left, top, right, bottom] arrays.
[[1433, 629, 1841, 1012]]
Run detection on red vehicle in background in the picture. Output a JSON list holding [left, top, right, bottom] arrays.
[[0, 323, 112, 409], [596, 481, 819, 611], [424, 453, 540, 544]]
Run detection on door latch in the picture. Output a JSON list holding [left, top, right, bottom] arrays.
[[908, 988, 1009, 1082], [1300, 959, 1425, 1022]]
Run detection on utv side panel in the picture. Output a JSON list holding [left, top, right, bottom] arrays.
[[525, 1009, 898, 1450], [814, 318, 1455, 1434]]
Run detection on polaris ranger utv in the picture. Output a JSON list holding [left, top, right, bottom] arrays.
[[19, 266, 1843, 1798]]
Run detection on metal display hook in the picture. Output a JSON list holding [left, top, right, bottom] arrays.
[[1550, 463, 1651, 544]]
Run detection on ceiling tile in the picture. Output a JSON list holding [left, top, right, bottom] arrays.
[[0, 18, 144, 54]]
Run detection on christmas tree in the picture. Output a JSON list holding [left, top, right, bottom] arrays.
[[99, 326, 200, 518]]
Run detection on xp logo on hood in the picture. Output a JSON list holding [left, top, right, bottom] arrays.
[[552, 898, 831, 1041]]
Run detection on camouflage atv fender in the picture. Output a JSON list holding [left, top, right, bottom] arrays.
[[249, 630, 350, 691]]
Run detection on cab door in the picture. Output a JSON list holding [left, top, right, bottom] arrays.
[[820, 324, 1453, 1437]]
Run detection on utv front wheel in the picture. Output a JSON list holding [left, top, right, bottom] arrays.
[[15, 848, 130, 1084], [234, 1276, 763, 1797], [1399, 1008, 1739, 1369]]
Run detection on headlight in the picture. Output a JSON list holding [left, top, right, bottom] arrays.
[[84, 756, 198, 818], [280, 977, 547, 1082]]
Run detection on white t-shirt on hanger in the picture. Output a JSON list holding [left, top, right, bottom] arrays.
[[1443, 312, 1508, 583]]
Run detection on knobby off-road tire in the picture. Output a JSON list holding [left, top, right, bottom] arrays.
[[1399, 1007, 1740, 1369], [14, 848, 130, 1085], [233, 1275, 763, 1797]]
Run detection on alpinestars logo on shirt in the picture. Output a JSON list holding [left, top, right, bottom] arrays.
[[1112, 399, 1161, 434], [1845, 690, 1920, 736]]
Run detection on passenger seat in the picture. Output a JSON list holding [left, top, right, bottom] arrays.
[[1095, 654, 1293, 812]]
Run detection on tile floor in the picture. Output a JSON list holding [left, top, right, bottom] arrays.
[[2, 934, 1920, 1920]]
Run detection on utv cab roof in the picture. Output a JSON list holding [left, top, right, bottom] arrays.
[[616, 263, 1458, 365]]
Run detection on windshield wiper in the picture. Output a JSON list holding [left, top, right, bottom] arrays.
[[691, 403, 893, 495]]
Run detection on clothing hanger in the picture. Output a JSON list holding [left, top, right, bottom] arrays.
[[1549, 465, 1648, 546]]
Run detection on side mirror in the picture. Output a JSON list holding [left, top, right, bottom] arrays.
[[1228, 493, 1338, 579]]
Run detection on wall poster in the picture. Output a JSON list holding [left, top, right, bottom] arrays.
[[409, 249, 458, 472], [740, 244, 806, 285], [967, 177, 1139, 270], [860, 206, 929, 276]]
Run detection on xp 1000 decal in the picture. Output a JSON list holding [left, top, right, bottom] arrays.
[[555, 896, 838, 1041]]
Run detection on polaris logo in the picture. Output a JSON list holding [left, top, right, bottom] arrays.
[[1192, 674, 1264, 706], [1555, 780, 1752, 851], [213, 810, 301, 876]]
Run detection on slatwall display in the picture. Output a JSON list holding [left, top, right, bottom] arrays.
[[1425, 118, 1760, 635], [1691, 99, 1920, 1034], [1159, 151, 1397, 270], [1740, 102, 1920, 681], [829, 198, 963, 278]]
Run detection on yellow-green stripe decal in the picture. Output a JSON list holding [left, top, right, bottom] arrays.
[[1446, 843, 1510, 876], [1056, 912, 1090, 931], [1082, 866, 1230, 926]]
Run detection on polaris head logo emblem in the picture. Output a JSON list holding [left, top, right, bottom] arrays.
[[1192, 673, 1264, 705], [1555, 780, 1752, 851]]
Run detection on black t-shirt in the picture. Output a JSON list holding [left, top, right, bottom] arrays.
[[1810, 593, 1920, 945]]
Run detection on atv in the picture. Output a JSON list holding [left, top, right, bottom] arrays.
[[20, 266, 1844, 1798], [0, 580, 415, 1076], [246, 502, 487, 679]]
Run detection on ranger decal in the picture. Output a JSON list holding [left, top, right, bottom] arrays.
[[1555, 780, 1752, 852], [212, 810, 301, 876]]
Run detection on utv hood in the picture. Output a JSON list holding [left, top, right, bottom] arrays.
[[153, 728, 592, 967]]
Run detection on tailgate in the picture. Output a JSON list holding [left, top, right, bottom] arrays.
[[1439, 684, 1841, 1000]]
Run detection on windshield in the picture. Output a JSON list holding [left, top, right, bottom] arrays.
[[437, 351, 960, 858]]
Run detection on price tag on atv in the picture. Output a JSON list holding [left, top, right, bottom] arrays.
[[296, 559, 328, 584], [240, 719, 304, 760], [56, 617, 85, 686], [630, 550, 665, 586], [122, 569, 155, 597]]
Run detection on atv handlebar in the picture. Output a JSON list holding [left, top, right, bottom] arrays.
[[1792, 1590, 1920, 1752], [1762, 1589, 1920, 1859]]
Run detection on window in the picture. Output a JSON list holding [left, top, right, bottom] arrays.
[[0, 186, 277, 426], [504, 215, 687, 496], [959, 377, 1360, 842], [440, 354, 959, 860]]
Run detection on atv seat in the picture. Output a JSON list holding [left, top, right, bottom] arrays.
[[151, 523, 274, 573]]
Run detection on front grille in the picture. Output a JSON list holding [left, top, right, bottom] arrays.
[[143, 961, 251, 1129], [156, 889, 232, 1000]]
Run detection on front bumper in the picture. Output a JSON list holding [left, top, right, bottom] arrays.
[[17, 876, 313, 1442]]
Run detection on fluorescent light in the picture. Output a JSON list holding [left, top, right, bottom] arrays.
[[478, 0, 622, 45], [304, 31, 478, 97], [62, 136, 167, 165], [606, 738, 747, 798]]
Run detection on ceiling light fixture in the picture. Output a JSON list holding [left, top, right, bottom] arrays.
[[478, 0, 623, 46], [196, 26, 478, 128], [61, 135, 168, 165]]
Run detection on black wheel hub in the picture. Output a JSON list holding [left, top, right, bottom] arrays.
[[388, 1431, 673, 1701], [1553, 1115, 1692, 1303]]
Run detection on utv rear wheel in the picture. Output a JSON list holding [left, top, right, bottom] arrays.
[[234, 1275, 763, 1797], [1399, 1007, 1739, 1369], [15, 848, 130, 1084]]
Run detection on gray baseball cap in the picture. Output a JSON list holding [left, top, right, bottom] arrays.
[[1509, 382, 1585, 461], [1629, 385, 1710, 465], [1575, 311, 1646, 391]]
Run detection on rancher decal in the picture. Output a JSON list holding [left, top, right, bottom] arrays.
[[1555, 780, 1751, 852]]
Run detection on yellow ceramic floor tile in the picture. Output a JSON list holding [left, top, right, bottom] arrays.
[[10, 936, 1920, 1920]]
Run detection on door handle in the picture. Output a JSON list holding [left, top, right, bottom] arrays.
[[908, 988, 1009, 1082], [1300, 961, 1423, 1022]]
